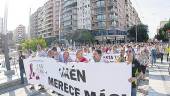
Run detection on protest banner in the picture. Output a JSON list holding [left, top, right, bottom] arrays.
[[24, 57, 132, 96], [102, 53, 120, 62]]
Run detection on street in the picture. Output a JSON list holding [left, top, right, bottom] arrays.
[[149, 61, 170, 96]]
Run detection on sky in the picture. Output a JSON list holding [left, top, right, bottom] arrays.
[[131, 0, 170, 38], [0, 0, 47, 31], [0, 0, 170, 38]]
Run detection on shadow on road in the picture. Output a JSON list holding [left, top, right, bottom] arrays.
[[149, 74, 170, 81]]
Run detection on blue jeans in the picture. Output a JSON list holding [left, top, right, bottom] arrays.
[[20, 69, 25, 84], [151, 55, 156, 65], [131, 88, 136, 96]]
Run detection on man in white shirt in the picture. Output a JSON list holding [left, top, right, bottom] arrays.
[[92, 50, 109, 63], [36, 45, 47, 57], [59, 51, 73, 63]]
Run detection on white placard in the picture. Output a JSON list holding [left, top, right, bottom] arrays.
[[24, 57, 131, 96]]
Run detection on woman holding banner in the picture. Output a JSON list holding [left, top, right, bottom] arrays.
[[128, 51, 142, 96], [76, 50, 88, 63]]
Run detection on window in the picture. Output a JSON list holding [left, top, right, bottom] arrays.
[[97, 0, 105, 7], [97, 15, 106, 21], [97, 8, 105, 14], [98, 22, 106, 28]]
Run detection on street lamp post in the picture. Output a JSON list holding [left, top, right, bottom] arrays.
[[135, 25, 138, 43], [58, 0, 61, 43], [3, 0, 14, 78], [3, 0, 10, 71]]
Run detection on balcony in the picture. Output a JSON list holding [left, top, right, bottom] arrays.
[[92, 19, 98, 23], [64, 0, 77, 7], [109, 16, 118, 21], [108, 0, 117, 7], [45, 15, 53, 21], [45, 12, 53, 17], [45, 9, 53, 15]]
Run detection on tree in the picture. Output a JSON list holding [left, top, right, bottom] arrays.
[[163, 21, 170, 31], [67, 29, 95, 44], [45, 37, 58, 46], [155, 21, 170, 42], [157, 28, 168, 41], [128, 24, 149, 42], [21, 37, 47, 52]]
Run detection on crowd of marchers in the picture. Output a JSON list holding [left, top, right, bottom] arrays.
[[18, 42, 170, 96]]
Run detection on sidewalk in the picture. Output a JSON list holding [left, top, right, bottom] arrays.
[[0, 65, 20, 84], [137, 68, 149, 96], [0, 84, 59, 96], [149, 60, 170, 96]]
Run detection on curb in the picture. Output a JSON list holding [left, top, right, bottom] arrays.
[[0, 78, 28, 94]]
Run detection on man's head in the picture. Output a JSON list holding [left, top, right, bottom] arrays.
[[93, 50, 102, 62], [52, 47, 58, 55], [120, 49, 125, 56], [83, 48, 88, 53], [48, 50, 54, 58], [63, 51, 69, 61], [52, 47, 57, 52]]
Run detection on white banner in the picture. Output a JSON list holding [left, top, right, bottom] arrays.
[[24, 57, 132, 96], [102, 53, 120, 62]]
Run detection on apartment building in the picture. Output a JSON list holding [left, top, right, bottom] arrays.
[[91, 0, 123, 42], [77, 0, 91, 30], [125, 0, 141, 28], [30, 0, 60, 39], [60, 0, 77, 39], [30, 9, 39, 38], [30, 0, 141, 43], [14, 25, 26, 43], [91, 0, 141, 43]]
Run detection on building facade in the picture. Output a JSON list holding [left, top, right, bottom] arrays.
[[14, 25, 26, 43], [30, 0, 61, 39], [30, 9, 39, 39], [125, 0, 141, 28], [77, 0, 91, 30], [60, 0, 77, 38], [30, 0, 141, 44], [91, 0, 141, 43]]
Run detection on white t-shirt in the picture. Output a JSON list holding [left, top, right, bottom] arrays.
[[57, 47, 61, 52], [36, 50, 47, 57]]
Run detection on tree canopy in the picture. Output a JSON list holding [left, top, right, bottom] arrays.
[[20, 37, 47, 52], [128, 24, 149, 42], [67, 29, 95, 42], [155, 21, 170, 41]]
